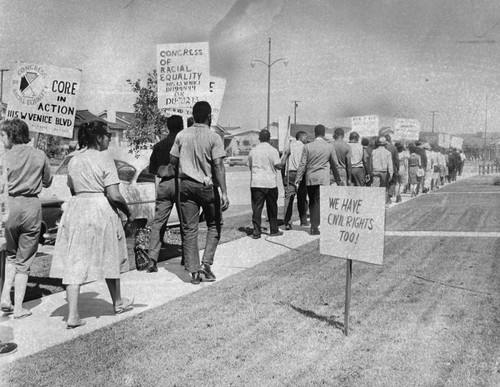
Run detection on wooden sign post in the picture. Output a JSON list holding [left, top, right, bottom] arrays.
[[320, 186, 386, 336]]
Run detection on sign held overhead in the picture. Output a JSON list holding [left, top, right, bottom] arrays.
[[6, 62, 81, 138]]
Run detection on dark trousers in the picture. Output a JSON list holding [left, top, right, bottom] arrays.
[[283, 171, 308, 225], [251, 187, 279, 236], [306, 185, 321, 231], [148, 178, 181, 262], [179, 180, 221, 274], [351, 167, 366, 186]]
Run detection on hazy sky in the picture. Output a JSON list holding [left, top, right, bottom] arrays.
[[2, 0, 500, 134]]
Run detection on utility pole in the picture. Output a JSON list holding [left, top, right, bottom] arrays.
[[430, 110, 438, 133], [484, 95, 488, 167], [0, 69, 9, 104], [291, 100, 300, 125]]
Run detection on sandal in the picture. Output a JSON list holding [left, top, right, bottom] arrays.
[[0, 303, 14, 314], [114, 297, 134, 314], [66, 320, 86, 330], [13, 310, 32, 320]]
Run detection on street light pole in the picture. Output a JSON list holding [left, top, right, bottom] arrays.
[[251, 38, 288, 131], [430, 110, 438, 133], [267, 38, 271, 131]]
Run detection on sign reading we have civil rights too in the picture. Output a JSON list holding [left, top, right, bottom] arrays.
[[6, 63, 81, 138], [157, 42, 210, 110], [320, 186, 386, 265]]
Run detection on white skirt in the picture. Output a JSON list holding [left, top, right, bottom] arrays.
[[49, 195, 129, 285]]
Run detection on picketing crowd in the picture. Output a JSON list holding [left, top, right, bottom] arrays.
[[247, 124, 467, 237], [0, 101, 467, 350], [0, 101, 227, 340]]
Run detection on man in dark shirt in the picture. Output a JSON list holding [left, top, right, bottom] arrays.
[[332, 127, 352, 185], [384, 134, 400, 204], [147, 115, 183, 272]]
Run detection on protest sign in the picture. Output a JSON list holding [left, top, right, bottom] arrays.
[[450, 136, 463, 150], [163, 76, 226, 125], [351, 115, 379, 138], [393, 118, 420, 141], [278, 116, 290, 152], [6, 63, 81, 138], [157, 42, 210, 110], [207, 76, 226, 126], [320, 186, 385, 265], [0, 141, 7, 250]]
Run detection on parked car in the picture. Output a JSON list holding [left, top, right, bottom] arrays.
[[40, 198, 64, 244], [226, 155, 249, 167], [41, 148, 159, 238]]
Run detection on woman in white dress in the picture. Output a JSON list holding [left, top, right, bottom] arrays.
[[50, 121, 135, 329]]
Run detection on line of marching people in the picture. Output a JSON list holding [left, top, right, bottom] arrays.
[[249, 126, 468, 238]]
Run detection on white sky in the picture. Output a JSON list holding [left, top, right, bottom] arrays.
[[1, 0, 500, 133]]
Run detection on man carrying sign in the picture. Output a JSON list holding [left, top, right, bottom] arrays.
[[296, 125, 341, 235]]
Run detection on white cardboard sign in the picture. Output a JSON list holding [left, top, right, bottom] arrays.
[[351, 115, 379, 138], [157, 42, 210, 110], [6, 63, 81, 138], [393, 118, 420, 141], [320, 186, 386, 265]]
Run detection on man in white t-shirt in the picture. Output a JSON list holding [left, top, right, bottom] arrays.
[[248, 130, 284, 239]]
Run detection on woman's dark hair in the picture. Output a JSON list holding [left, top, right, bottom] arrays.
[[78, 120, 109, 149], [361, 138, 369, 147], [1, 119, 31, 144], [408, 144, 417, 154]]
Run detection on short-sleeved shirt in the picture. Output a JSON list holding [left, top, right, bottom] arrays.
[[332, 140, 352, 177], [68, 149, 120, 193], [287, 140, 304, 171], [248, 142, 281, 188], [348, 141, 364, 168], [6, 144, 52, 196], [170, 123, 226, 185]]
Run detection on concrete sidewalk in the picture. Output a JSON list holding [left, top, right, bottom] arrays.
[[0, 222, 319, 368], [0, 168, 481, 368]]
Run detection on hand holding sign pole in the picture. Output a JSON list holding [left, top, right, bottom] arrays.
[[320, 186, 386, 336]]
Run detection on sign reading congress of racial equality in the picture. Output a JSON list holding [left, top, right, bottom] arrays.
[[320, 186, 386, 265], [6, 63, 81, 138], [157, 42, 210, 110], [393, 118, 421, 141], [351, 115, 380, 138]]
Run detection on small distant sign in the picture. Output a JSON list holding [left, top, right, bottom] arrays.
[[351, 115, 379, 138], [393, 118, 420, 141], [6, 62, 81, 138], [320, 186, 386, 265], [157, 42, 210, 110], [450, 136, 463, 150]]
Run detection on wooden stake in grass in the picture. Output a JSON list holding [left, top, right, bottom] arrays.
[[344, 258, 353, 336]]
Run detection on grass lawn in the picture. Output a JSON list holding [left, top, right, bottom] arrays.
[[4, 234, 500, 386]]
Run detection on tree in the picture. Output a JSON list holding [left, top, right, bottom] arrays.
[[126, 70, 169, 154]]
